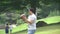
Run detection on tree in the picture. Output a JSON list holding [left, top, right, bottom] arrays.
[[0, 0, 60, 17]]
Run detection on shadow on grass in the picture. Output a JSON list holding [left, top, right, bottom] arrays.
[[36, 21, 60, 27]]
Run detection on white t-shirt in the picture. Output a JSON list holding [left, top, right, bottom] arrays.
[[9, 25, 13, 30], [28, 14, 36, 30]]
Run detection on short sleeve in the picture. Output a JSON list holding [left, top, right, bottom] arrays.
[[28, 16, 35, 21]]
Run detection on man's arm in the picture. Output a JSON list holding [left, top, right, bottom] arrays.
[[21, 16, 33, 24], [20, 14, 34, 24], [24, 19, 33, 24], [23, 16, 35, 24]]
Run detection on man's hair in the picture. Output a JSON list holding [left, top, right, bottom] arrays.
[[6, 23, 8, 25], [30, 8, 35, 14]]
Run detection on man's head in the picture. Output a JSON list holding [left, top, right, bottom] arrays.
[[6, 23, 8, 26], [29, 8, 34, 15]]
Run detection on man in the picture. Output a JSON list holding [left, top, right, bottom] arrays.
[[9, 24, 13, 34], [21, 8, 36, 34], [5, 23, 9, 34]]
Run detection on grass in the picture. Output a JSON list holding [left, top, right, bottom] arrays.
[[11, 16, 60, 34], [13, 24, 60, 34], [0, 29, 5, 34], [1, 24, 60, 34], [37, 16, 60, 24], [0, 23, 28, 34], [12, 23, 27, 33], [36, 29, 60, 34], [12, 16, 60, 33], [0, 16, 60, 34]]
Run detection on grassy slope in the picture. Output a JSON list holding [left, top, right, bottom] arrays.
[[0, 16, 60, 34], [12, 23, 27, 33], [13, 24, 60, 34], [0, 29, 5, 34], [12, 16, 60, 33], [35, 25, 60, 34], [37, 16, 60, 24]]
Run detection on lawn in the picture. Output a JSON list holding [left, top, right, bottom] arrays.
[[13, 16, 60, 33], [0, 16, 60, 34], [37, 16, 60, 24], [0, 23, 60, 34], [12, 16, 60, 33], [0, 29, 5, 34], [13, 24, 60, 34]]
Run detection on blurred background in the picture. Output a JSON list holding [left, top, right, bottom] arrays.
[[0, 0, 60, 34]]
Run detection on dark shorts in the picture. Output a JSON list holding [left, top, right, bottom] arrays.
[[10, 29, 12, 32], [5, 29, 9, 33]]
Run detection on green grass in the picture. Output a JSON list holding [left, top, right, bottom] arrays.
[[12, 16, 60, 34], [0, 23, 27, 34], [0, 29, 5, 34], [13, 24, 60, 34], [12, 16, 60, 33], [37, 16, 60, 24], [0, 16, 60, 34], [12, 23, 27, 33], [1, 22, 59, 34]]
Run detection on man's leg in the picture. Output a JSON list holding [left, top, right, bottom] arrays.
[[6, 33, 8, 34], [28, 30, 35, 34], [10, 29, 12, 34]]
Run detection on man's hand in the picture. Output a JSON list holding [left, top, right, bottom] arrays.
[[20, 14, 33, 24]]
